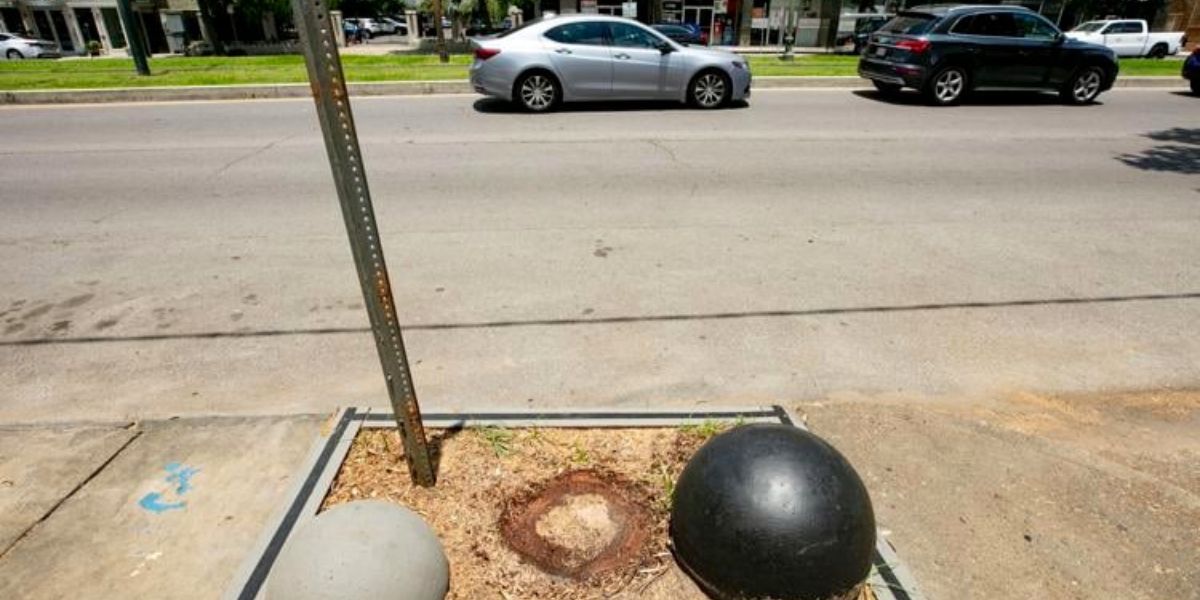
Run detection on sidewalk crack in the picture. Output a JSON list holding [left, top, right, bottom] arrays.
[[0, 425, 143, 560]]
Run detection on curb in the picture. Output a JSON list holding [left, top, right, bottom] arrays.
[[0, 76, 1186, 105]]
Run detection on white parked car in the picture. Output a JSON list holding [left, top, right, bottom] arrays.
[[0, 32, 61, 59], [349, 17, 395, 38], [1065, 19, 1185, 58], [383, 17, 409, 37]]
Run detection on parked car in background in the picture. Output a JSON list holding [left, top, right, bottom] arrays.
[[470, 15, 751, 111], [653, 23, 704, 45], [835, 14, 891, 54], [382, 17, 409, 37], [0, 32, 61, 59], [1066, 19, 1184, 58], [858, 5, 1118, 105], [351, 17, 394, 38], [422, 17, 453, 37], [1184, 46, 1200, 94], [466, 20, 506, 37]]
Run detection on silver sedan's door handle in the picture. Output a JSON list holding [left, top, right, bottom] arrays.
[[555, 47, 572, 54], [614, 52, 631, 59]]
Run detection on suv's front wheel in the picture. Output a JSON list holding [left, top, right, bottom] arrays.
[[923, 66, 968, 106], [1061, 66, 1104, 105]]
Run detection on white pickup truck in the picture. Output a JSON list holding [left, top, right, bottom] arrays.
[[1065, 19, 1186, 58]]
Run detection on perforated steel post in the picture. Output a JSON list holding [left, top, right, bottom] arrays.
[[291, 0, 435, 486]]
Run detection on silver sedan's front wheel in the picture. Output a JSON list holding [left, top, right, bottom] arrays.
[[516, 72, 560, 112], [689, 71, 729, 109]]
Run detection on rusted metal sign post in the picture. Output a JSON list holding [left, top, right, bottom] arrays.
[[291, 0, 435, 486]]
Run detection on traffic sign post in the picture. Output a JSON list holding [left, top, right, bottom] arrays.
[[290, 0, 436, 486]]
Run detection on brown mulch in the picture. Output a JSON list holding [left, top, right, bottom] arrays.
[[321, 426, 710, 599]]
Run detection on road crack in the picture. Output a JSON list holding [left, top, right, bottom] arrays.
[[213, 132, 299, 176], [645, 139, 680, 164]]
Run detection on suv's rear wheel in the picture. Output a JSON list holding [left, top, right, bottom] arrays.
[[1061, 66, 1104, 105], [1191, 79, 1200, 96], [515, 71, 561, 112], [872, 80, 902, 96], [923, 66, 968, 106]]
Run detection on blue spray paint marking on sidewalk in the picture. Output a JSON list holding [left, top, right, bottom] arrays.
[[138, 492, 186, 513], [138, 462, 200, 514], [165, 462, 200, 494]]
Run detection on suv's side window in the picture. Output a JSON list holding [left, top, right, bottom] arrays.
[[1013, 13, 1059, 40], [610, 22, 663, 48], [544, 22, 609, 45], [956, 12, 1019, 37]]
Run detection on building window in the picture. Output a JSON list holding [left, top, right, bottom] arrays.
[[101, 8, 126, 48]]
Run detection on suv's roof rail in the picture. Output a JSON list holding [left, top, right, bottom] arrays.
[[905, 4, 1036, 15]]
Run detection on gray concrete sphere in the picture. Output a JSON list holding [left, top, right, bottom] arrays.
[[268, 500, 449, 600]]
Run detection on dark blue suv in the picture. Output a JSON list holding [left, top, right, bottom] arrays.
[[858, 5, 1118, 105]]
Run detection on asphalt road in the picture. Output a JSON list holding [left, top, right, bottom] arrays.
[[1, 89, 1198, 423]]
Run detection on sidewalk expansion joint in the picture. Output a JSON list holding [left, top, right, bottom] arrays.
[[0, 425, 144, 560]]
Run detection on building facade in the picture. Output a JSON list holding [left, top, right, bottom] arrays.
[[0, 0, 210, 55]]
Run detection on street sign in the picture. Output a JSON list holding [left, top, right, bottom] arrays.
[[622, 1, 637, 17], [290, 0, 436, 486]]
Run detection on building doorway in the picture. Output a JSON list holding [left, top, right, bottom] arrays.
[[1, 7, 25, 35], [74, 8, 101, 44], [32, 9, 75, 52], [138, 10, 169, 53], [682, 5, 713, 44], [100, 8, 126, 48]]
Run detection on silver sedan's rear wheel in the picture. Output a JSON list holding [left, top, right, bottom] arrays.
[[689, 70, 729, 109], [6, 49, 23, 60], [515, 72, 560, 112]]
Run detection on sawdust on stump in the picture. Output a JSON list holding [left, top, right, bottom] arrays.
[[322, 427, 710, 599], [502, 469, 653, 580], [534, 493, 617, 557]]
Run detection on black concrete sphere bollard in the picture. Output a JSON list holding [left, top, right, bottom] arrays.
[[670, 423, 876, 600]]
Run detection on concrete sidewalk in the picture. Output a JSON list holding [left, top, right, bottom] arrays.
[[0, 390, 1195, 599], [0, 415, 323, 600]]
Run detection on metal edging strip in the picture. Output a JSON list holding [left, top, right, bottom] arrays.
[[225, 405, 924, 600], [225, 407, 359, 600]]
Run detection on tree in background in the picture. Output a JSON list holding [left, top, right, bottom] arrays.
[[1062, 0, 1166, 23]]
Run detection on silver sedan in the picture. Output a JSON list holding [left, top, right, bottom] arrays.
[[469, 15, 751, 111], [0, 32, 61, 60]]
